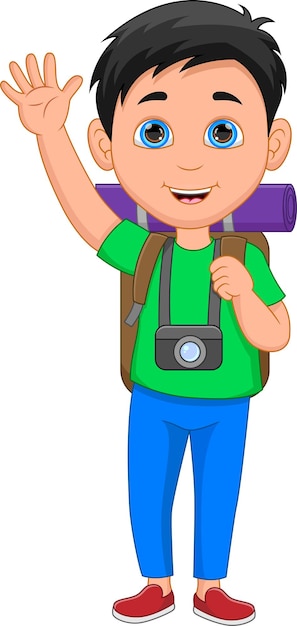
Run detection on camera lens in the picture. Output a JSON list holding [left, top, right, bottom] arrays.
[[174, 335, 207, 368], [179, 341, 201, 363]]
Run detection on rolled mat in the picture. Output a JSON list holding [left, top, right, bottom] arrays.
[[95, 183, 296, 232]]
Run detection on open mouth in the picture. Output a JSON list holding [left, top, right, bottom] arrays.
[[170, 186, 211, 204]]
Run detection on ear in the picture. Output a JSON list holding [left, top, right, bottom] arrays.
[[88, 118, 114, 171], [266, 118, 292, 171]]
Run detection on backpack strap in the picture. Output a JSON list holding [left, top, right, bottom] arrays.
[[208, 238, 223, 326], [159, 236, 223, 327], [125, 233, 167, 326], [220, 234, 247, 263]]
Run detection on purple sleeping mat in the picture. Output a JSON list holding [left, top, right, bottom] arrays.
[[95, 183, 296, 232]]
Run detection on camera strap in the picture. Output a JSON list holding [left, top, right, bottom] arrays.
[[159, 237, 222, 327]]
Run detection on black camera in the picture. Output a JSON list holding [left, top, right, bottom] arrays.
[[155, 325, 222, 370]]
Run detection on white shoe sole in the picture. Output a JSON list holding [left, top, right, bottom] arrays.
[[193, 607, 256, 625], [112, 604, 175, 623]]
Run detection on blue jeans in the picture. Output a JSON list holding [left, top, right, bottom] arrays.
[[128, 384, 250, 579]]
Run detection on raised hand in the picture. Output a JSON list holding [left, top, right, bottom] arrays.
[[1, 53, 82, 135]]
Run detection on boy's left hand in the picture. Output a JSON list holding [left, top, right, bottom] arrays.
[[210, 256, 253, 301]]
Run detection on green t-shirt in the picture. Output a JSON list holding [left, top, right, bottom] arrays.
[[98, 219, 285, 399]]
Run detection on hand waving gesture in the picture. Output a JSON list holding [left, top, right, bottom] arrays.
[[1, 53, 82, 135]]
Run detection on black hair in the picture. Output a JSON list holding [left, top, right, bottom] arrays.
[[90, 0, 286, 138]]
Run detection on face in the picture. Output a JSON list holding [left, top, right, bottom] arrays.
[[98, 59, 287, 228]]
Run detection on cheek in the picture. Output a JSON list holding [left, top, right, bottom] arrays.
[[216, 130, 268, 193], [111, 130, 167, 195]]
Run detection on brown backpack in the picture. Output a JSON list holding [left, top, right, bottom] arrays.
[[120, 231, 269, 392]]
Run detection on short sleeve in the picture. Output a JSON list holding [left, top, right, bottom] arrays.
[[245, 243, 285, 306], [97, 219, 150, 275]]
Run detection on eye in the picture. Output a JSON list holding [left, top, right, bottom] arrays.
[[134, 119, 173, 148], [204, 119, 243, 148]]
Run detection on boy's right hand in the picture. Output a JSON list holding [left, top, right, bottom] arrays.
[[1, 53, 82, 136]]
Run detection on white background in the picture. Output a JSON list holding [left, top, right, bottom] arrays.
[[0, 1, 296, 625]]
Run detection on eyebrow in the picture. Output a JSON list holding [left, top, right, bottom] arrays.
[[138, 91, 168, 104], [212, 91, 242, 104]]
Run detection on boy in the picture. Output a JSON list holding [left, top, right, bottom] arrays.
[[1, 1, 291, 623]]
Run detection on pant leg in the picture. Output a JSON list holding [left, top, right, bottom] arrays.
[[190, 398, 250, 580], [128, 384, 188, 577]]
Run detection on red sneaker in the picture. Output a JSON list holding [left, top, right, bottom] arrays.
[[193, 588, 255, 625], [112, 584, 175, 623]]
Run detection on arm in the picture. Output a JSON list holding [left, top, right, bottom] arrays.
[[232, 294, 289, 351], [210, 255, 290, 351], [37, 126, 120, 250], [1, 53, 120, 250]]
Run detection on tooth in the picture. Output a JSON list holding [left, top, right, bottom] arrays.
[[170, 187, 211, 195]]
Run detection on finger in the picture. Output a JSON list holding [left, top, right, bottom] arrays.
[[63, 75, 83, 100], [211, 269, 230, 283], [44, 52, 58, 87], [209, 255, 234, 273], [9, 61, 32, 93], [0, 80, 24, 105], [26, 53, 44, 88], [216, 287, 233, 301], [209, 260, 228, 274], [213, 277, 231, 293]]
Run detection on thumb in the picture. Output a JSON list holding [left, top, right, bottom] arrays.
[[63, 75, 83, 100]]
